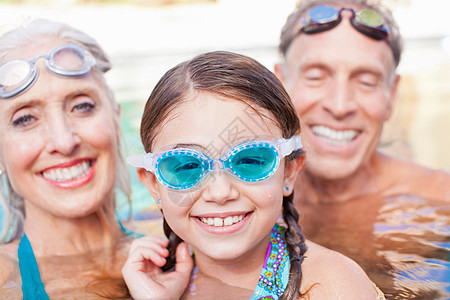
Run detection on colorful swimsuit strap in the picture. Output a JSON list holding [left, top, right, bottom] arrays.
[[18, 219, 141, 299], [249, 224, 290, 300]]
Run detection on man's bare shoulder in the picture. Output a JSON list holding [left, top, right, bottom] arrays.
[[383, 155, 450, 201], [300, 240, 380, 299]]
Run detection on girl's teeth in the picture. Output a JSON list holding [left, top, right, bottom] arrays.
[[200, 215, 245, 227], [224, 216, 233, 226], [214, 218, 223, 227]]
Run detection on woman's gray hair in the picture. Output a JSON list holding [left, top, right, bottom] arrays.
[[0, 19, 131, 243]]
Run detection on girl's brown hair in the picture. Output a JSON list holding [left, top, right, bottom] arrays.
[[140, 51, 307, 299]]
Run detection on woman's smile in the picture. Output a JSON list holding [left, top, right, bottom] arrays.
[[40, 158, 96, 189]]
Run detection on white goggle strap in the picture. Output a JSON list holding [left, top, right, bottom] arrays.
[[127, 153, 157, 172], [279, 136, 303, 157]]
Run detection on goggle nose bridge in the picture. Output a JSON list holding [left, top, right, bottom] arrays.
[[208, 158, 227, 172], [30, 54, 50, 65]]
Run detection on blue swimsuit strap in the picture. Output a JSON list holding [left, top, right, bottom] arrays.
[[117, 219, 144, 239], [18, 220, 142, 299], [18, 234, 50, 300]]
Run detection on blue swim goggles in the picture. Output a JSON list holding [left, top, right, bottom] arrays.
[[302, 5, 388, 39], [0, 44, 95, 99], [286, 5, 388, 49], [128, 136, 302, 190]]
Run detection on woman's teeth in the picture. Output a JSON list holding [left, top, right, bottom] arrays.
[[200, 215, 244, 227], [42, 161, 91, 182], [311, 125, 358, 145]]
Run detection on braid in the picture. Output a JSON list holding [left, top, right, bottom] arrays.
[[280, 193, 308, 300], [161, 216, 183, 272]]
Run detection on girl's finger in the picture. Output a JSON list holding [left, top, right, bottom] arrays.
[[128, 235, 169, 254], [127, 244, 169, 268], [174, 242, 194, 276]]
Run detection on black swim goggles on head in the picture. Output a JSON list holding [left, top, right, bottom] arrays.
[[0, 44, 95, 99], [297, 5, 388, 41], [127, 136, 303, 191]]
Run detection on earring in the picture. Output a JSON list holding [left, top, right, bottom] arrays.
[[285, 187, 289, 191], [157, 199, 161, 204]]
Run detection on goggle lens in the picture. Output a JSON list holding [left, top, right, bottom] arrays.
[[230, 147, 276, 181], [51, 47, 86, 71], [308, 5, 338, 23], [0, 60, 33, 90], [158, 154, 205, 189], [356, 9, 384, 27]]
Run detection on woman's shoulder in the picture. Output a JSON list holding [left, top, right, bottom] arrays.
[[300, 240, 380, 299], [0, 240, 19, 285]]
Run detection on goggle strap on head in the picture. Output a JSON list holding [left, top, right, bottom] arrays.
[[127, 154, 156, 172], [279, 136, 302, 157]]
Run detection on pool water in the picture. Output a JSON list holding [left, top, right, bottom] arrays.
[[375, 196, 450, 299], [299, 194, 450, 299], [116, 100, 161, 220]]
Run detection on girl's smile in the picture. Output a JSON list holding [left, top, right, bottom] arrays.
[[193, 211, 252, 234]]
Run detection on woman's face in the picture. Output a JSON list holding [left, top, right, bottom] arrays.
[[0, 39, 120, 218], [138, 92, 300, 263]]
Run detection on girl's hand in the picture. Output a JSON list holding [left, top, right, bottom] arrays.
[[122, 236, 193, 300]]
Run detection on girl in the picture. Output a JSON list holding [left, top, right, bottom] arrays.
[[123, 51, 384, 299]]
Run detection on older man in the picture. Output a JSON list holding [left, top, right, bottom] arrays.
[[275, 0, 450, 298]]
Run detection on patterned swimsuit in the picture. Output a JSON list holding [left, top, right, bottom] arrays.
[[249, 224, 386, 300], [250, 224, 290, 299]]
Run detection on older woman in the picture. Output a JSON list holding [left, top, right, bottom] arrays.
[[0, 19, 138, 298]]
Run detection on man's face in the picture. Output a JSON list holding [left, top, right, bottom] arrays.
[[276, 14, 399, 181]]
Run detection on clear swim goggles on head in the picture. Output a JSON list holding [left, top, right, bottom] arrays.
[[0, 44, 96, 99], [128, 136, 302, 191], [294, 5, 388, 42]]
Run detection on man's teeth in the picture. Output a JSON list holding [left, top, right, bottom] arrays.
[[42, 161, 91, 182], [311, 125, 358, 145], [200, 215, 244, 227]]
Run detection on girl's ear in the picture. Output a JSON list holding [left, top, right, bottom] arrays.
[[137, 168, 162, 209], [283, 154, 305, 197]]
